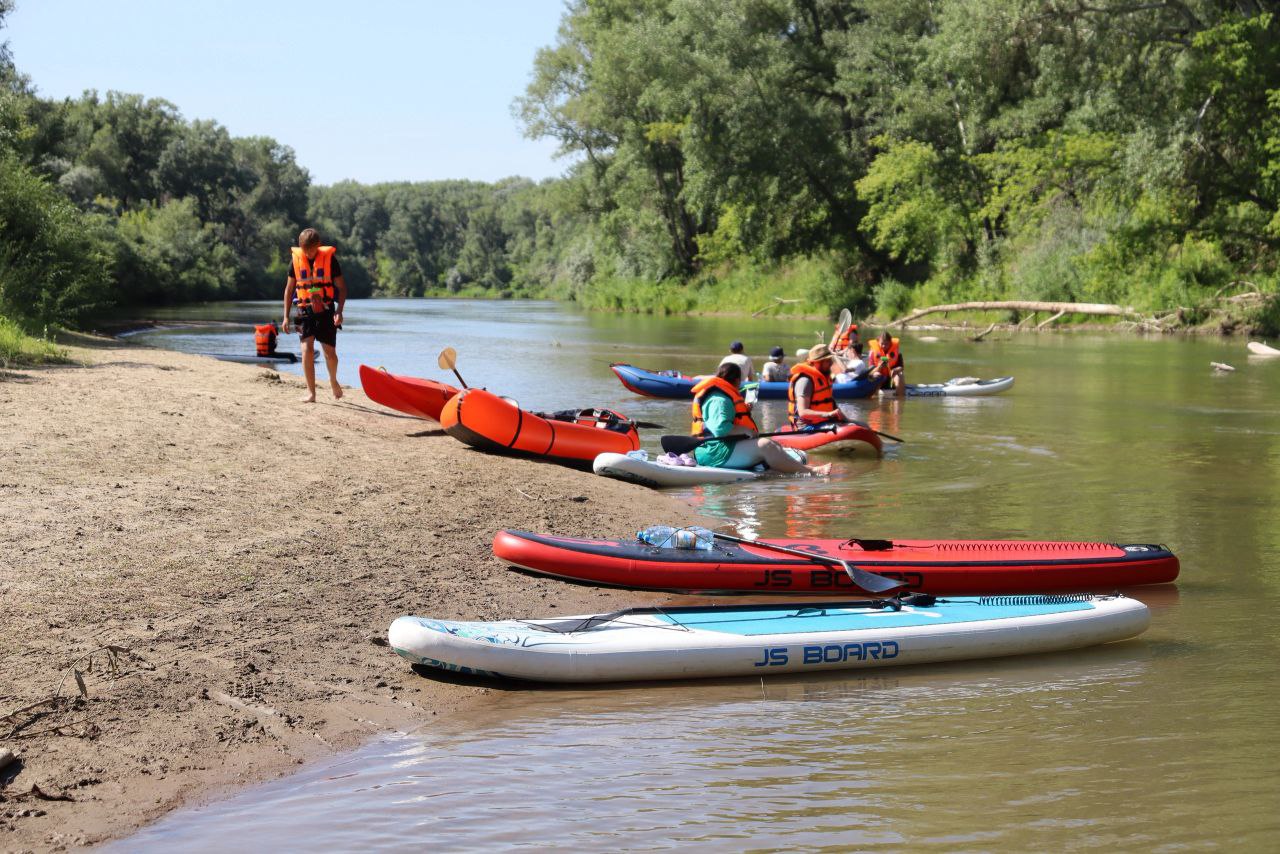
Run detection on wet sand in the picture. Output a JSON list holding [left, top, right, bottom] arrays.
[[0, 336, 695, 850]]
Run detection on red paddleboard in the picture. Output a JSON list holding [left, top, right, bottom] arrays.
[[772, 423, 882, 454], [359, 365, 459, 421], [493, 530, 1179, 595]]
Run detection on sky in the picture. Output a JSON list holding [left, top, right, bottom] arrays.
[[4, 0, 573, 185]]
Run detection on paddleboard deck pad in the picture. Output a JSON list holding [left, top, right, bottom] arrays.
[[493, 530, 1180, 595], [389, 594, 1149, 682]]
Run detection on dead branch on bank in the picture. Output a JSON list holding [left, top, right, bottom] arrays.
[[751, 296, 803, 317], [890, 300, 1139, 328]]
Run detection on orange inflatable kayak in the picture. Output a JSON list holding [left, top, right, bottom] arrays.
[[359, 365, 459, 421], [440, 388, 641, 468]]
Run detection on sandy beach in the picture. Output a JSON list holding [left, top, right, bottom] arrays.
[[0, 336, 695, 850]]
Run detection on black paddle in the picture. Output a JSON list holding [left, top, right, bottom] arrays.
[[659, 424, 839, 455], [437, 347, 469, 389], [712, 531, 905, 595], [842, 417, 905, 444]]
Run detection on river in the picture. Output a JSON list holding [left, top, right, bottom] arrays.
[[114, 298, 1280, 849]]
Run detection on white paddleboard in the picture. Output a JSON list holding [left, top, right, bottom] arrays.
[[902, 376, 1014, 397], [593, 452, 760, 488], [389, 595, 1150, 683]]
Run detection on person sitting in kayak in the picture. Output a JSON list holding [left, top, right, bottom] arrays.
[[254, 321, 279, 357], [834, 342, 871, 382], [833, 322, 859, 353], [761, 346, 787, 382], [693, 363, 829, 476], [867, 331, 905, 395], [789, 345, 853, 429], [718, 340, 755, 383]]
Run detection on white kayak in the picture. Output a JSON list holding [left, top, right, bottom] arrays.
[[1248, 341, 1280, 357], [389, 594, 1149, 683], [592, 451, 803, 489], [902, 376, 1014, 397]]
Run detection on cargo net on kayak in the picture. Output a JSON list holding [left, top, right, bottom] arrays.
[[535, 407, 636, 434]]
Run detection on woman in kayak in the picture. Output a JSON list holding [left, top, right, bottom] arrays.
[[691, 363, 830, 476]]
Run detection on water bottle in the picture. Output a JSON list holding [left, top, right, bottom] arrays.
[[626, 449, 650, 461], [638, 525, 677, 547]]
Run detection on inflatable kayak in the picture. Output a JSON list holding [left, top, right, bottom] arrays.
[[493, 530, 1180, 594], [1247, 341, 1280, 357], [593, 452, 772, 488], [358, 364, 459, 421], [389, 594, 1149, 683], [441, 388, 640, 468], [903, 376, 1014, 397], [611, 363, 882, 401], [772, 423, 882, 454]]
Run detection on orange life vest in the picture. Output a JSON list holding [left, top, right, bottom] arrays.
[[868, 337, 902, 371], [691, 377, 757, 437], [787, 362, 836, 424], [833, 323, 858, 351], [254, 324, 277, 356], [291, 246, 337, 314]]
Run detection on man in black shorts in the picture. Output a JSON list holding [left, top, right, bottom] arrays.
[[282, 228, 347, 403]]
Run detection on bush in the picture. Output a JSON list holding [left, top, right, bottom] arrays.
[[0, 155, 113, 328], [873, 279, 914, 320], [0, 314, 69, 367]]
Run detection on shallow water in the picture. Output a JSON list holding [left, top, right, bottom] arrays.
[[116, 299, 1280, 849]]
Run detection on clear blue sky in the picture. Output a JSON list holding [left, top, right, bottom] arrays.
[[5, 0, 572, 185]]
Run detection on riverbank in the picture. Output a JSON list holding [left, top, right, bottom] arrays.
[[0, 336, 697, 850]]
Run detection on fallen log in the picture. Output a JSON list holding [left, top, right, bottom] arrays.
[[890, 300, 1138, 328]]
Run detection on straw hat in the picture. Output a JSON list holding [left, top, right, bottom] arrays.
[[808, 344, 835, 363]]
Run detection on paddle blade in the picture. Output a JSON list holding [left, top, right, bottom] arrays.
[[840, 560, 906, 594], [632, 421, 666, 429], [660, 434, 701, 454], [437, 347, 458, 371]]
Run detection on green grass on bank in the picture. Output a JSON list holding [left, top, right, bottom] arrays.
[[0, 316, 71, 369]]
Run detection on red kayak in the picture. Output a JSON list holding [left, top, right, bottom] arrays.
[[359, 365, 459, 421], [772, 423, 883, 455], [493, 530, 1179, 595]]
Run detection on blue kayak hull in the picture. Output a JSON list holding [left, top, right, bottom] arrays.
[[610, 363, 883, 400]]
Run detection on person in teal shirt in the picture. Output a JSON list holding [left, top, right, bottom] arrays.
[[692, 363, 830, 475]]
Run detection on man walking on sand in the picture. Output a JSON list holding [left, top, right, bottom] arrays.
[[282, 228, 347, 403]]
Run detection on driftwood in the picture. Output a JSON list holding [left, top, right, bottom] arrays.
[[751, 296, 803, 317], [1036, 310, 1067, 330], [970, 322, 997, 342], [890, 300, 1138, 328]]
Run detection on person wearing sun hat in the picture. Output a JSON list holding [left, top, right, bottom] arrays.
[[761, 346, 788, 382], [787, 344, 850, 428]]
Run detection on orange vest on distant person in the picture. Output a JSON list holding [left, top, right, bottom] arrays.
[[691, 377, 757, 436], [254, 324, 277, 356], [291, 246, 337, 314], [833, 323, 858, 351], [787, 362, 836, 424], [867, 337, 901, 371]]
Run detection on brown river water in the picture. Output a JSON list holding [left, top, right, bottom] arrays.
[[114, 300, 1280, 849]]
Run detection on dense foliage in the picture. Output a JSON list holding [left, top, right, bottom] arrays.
[[3, 1, 1279, 334]]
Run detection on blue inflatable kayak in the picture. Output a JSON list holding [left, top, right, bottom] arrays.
[[610, 363, 883, 400]]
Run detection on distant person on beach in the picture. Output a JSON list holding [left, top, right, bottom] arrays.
[[788, 344, 852, 428], [761, 346, 787, 382], [282, 228, 346, 403], [254, 321, 279, 357], [692, 362, 829, 475], [718, 340, 755, 384], [867, 331, 905, 395]]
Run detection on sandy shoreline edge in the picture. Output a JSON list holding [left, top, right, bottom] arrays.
[[1, 336, 697, 850]]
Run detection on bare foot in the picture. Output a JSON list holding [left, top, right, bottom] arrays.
[[300, 393, 316, 403], [810, 463, 832, 477], [331, 382, 344, 400]]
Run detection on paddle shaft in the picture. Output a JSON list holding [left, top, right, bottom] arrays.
[[711, 532, 904, 595]]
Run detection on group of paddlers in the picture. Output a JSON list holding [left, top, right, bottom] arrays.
[[688, 324, 905, 475]]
